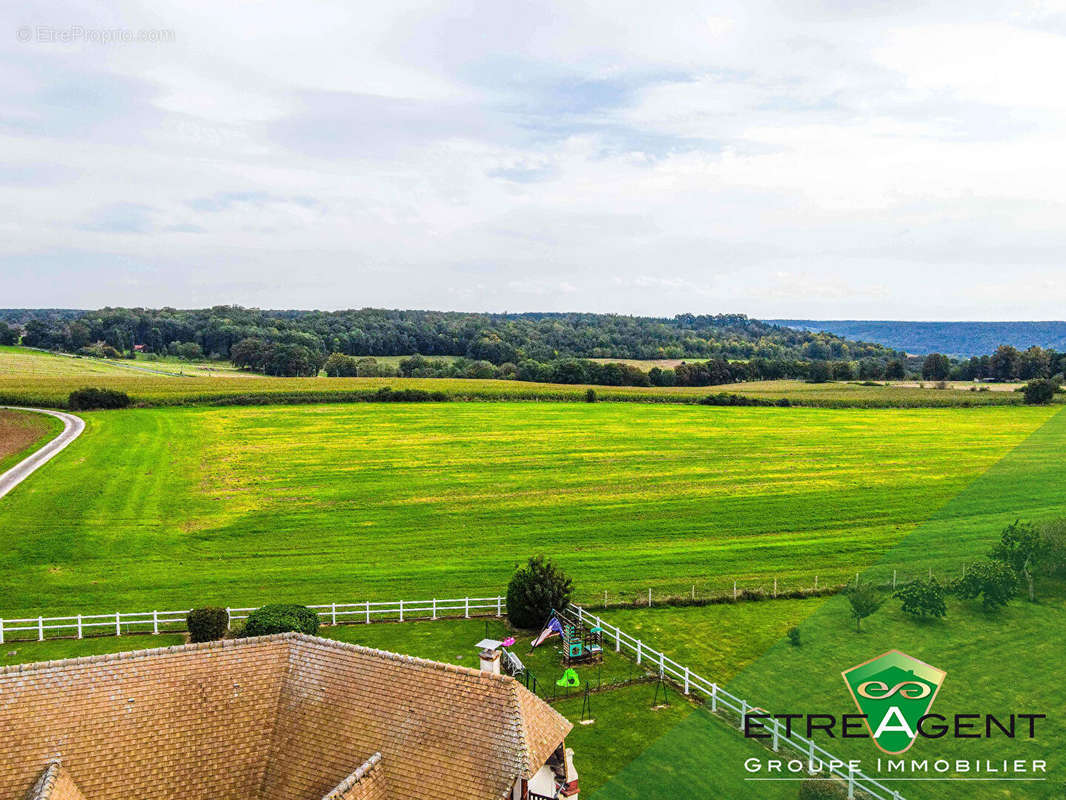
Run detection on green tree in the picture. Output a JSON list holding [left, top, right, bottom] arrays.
[[505, 555, 573, 629], [845, 579, 884, 632], [1022, 379, 1057, 405], [951, 560, 1017, 611], [807, 361, 832, 383], [893, 577, 946, 619], [884, 359, 906, 380], [990, 345, 1021, 381], [921, 353, 951, 381], [0, 321, 18, 346], [990, 520, 1049, 602]]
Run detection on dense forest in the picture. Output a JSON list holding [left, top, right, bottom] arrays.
[[0, 306, 900, 369], [774, 319, 1066, 357]]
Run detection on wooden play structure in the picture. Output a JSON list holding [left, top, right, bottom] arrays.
[[532, 609, 603, 665]]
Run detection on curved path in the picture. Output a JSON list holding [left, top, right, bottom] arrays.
[[0, 407, 85, 500]]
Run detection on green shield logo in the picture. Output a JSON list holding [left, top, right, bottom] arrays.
[[842, 650, 945, 755]]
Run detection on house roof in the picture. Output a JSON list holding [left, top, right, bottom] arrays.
[[0, 633, 572, 800]]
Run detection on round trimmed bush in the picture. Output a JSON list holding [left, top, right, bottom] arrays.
[[239, 604, 320, 638], [186, 607, 229, 643]]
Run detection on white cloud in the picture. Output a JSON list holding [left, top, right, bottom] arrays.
[[2, 0, 1066, 318]]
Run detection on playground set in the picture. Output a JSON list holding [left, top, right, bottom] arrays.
[[531, 609, 603, 665]]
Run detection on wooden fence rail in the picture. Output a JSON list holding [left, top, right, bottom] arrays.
[[0, 596, 505, 643]]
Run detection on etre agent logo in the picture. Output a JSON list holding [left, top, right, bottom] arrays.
[[842, 650, 946, 755]]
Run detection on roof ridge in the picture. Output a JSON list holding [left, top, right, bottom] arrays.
[[0, 632, 300, 677], [319, 752, 383, 800], [291, 633, 517, 685]]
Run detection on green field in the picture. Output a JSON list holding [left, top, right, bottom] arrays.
[[0, 346, 1030, 408], [589, 404, 1066, 799], [0, 402, 1056, 617]]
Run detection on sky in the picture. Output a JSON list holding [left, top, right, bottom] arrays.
[[2, 1, 1066, 319]]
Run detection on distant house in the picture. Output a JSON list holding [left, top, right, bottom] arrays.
[[132, 344, 146, 352], [0, 633, 575, 800]]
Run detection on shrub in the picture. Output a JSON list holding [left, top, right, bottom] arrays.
[[186, 607, 229, 642], [585, 388, 597, 403], [239, 604, 320, 637], [894, 577, 947, 619], [797, 778, 848, 800], [1023, 378, 1057, 405], [505, 555, 573, 629], [787, 626, 802, 646], [68, 387, 132, 410], [844, 579, 884, 632], [950, 560, 1017, 611]]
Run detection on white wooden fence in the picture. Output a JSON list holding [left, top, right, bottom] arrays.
[[0, 596, 505, 643], [563, 604, 906, 800]]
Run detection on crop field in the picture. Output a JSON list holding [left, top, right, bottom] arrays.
[[0, 408, 62, 474], [0, 347, 1032, 408], [0, 402, 1056, 617]]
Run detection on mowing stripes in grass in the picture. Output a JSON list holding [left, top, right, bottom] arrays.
[[0, 403, 1054, 617]]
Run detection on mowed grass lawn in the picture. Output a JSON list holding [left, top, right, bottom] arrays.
[[0, 402, 1056, 617], [587, 408, 1066, 799]]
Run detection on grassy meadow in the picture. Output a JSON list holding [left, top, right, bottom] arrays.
[[0, 346, 1030, 408], [590, 404, 1066, 799], [0, 402, 1056, 617]]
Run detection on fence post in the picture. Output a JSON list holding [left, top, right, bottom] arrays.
[[847, 766, 855, 799], [648, 588, 652, 607], [225, 607, 231, 632], [711, 683, 718, 712], [739, 699, 747, 731], [497, 596, 502, 617], [464, 597, 470, 618], [691, 584, 695, 601], [773, 578, 777, 598], [636, 640, 642, 665], [684, 666, 690, 695], [152, 610, 159, 635], [733, 581, 737, 600], [432, 598, 437, 620], [808, 740, 816, 772], [660, 651, 665, 676], [772, 718, 780, 752], [399, 600, 404, 623], [38, 616, 44, 641], [603, 589, 607, 608], [331, 602, 337, 626], [814, 575, 818, 590], [893, 569, 897, 589], [366, 601, 370, 624], [0, 619, 3, 645], [614, 626, 620, 652]]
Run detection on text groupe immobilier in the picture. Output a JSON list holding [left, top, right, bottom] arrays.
[[744, 757, 1047, 775]]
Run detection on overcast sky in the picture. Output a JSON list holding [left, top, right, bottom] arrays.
[[3, 1, 1066, 319]]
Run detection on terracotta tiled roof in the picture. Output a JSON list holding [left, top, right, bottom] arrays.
[[320, 753, 388, 800], [24, 762, 86, 800], [0, 633, 572, 800]]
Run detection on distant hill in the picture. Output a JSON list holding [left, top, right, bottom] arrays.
[[770, 320, 1066, 357]]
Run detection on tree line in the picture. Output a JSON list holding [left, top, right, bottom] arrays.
[[3, 306, 902, 369]]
